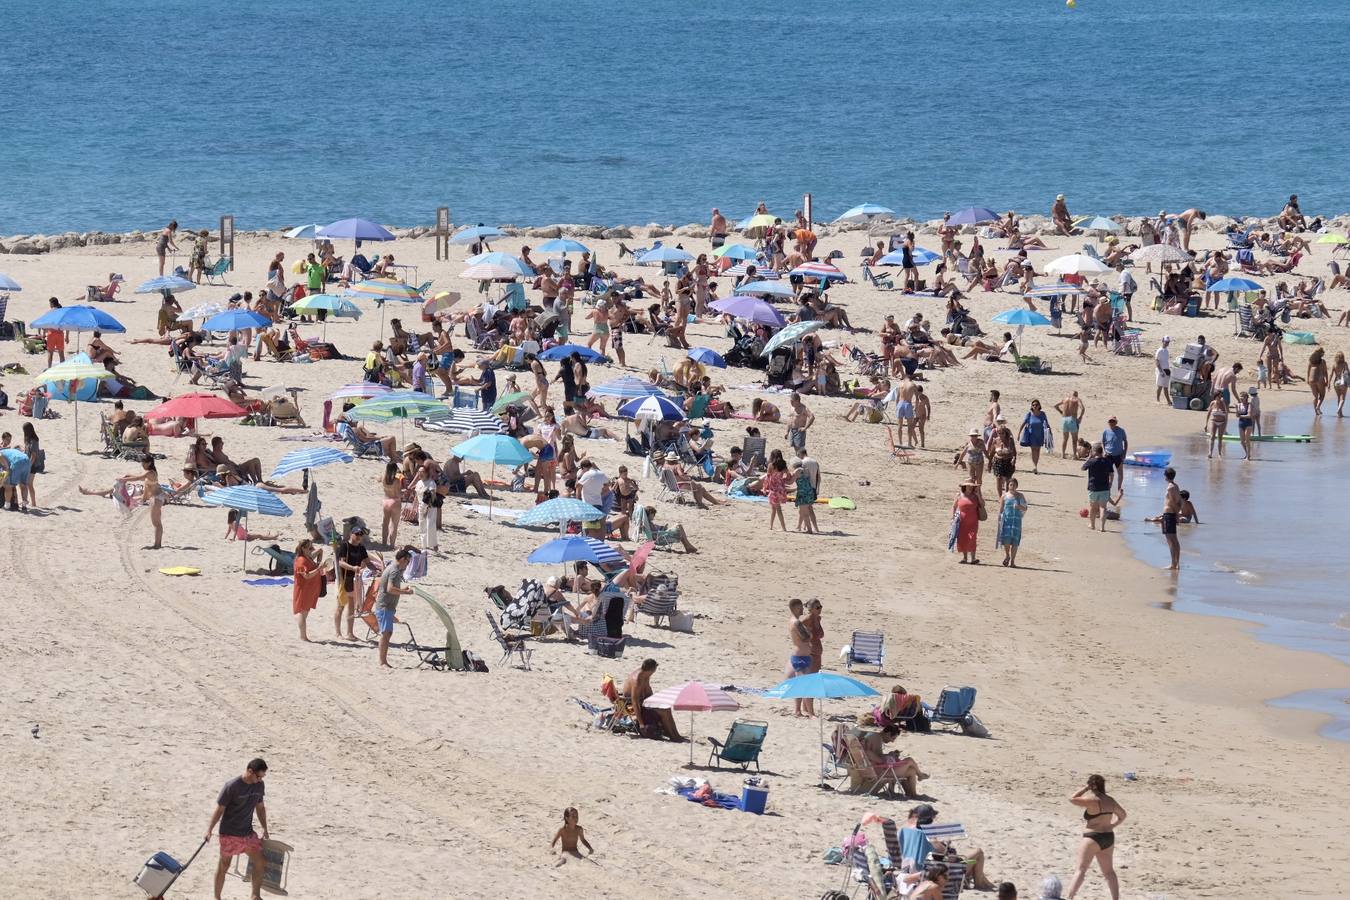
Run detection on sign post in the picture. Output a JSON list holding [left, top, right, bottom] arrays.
[[435, 206, 450, 260], [803, 193, 813, 228], [219, 215, 235, 270]]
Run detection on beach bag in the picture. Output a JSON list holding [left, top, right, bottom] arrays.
[[29, 448, 45, 474], [462, 650, 488, 672], [977, 501, 988, 522]]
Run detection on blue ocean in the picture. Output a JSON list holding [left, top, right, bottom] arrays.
[[3, 0, 1350, 233]]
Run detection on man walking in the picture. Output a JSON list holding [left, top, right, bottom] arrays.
[[206, 758, 269, 900], [1154, 336, 1171, 403], [1101, 416, 1129, 492], [785, 392, 815, 453]]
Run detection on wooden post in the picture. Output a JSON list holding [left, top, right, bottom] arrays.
[[435, 207, 450, 260], [219, 215, 235, 270], [803, 193, 813, 228]]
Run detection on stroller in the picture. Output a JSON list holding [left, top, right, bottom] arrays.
[[765, 347, 794, 386]]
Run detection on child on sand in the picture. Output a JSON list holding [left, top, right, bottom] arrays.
[[225, 509, 279, 542], [551, 807, 594, 864]]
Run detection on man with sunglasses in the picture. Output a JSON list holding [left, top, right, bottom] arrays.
[[206, 758, 269, 900]]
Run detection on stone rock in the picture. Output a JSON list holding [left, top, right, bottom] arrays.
[[50, 231, 86, 250], [0, 243, 7, 254], [9, 240, 48, 255], [564, 224, 607, 239], [601, 226, 633, 240], [126, 231, 149, 243], [526, 225, 563, 239], [86, 232, 121, 245], [407, 225, 430, 239], [674, 224, 708, 238], [647, 226, 673, 238]]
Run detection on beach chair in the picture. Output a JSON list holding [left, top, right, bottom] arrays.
[[485, 611, 534, 670], [741, 435, 767, 471], [1012, 351, 1050, 374], [574, 697, 619, 732], [840, 731, 896, 796], [884, 427, 913, 463], [927, 686, 986, 737], [657, 466, 693, 504], [634, 572, 679, 625], [686, 393, 711, 421], [707, 719, 768, 772], [861, 264, 896, 291], [252, 544, 295, 575], [404, 588, 465, 671], [1082, 242, 1104, 262], [847, 630, 886, 673], [203, 258, 232, 285], [335, 421, 384, 458]]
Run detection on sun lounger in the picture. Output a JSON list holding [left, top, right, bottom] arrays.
[[252, 544, 294, 575], [707, 719, 768, 772]]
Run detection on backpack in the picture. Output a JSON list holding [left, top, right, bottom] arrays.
[[462, 650, 488, 672]]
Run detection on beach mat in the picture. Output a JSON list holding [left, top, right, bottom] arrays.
[[242, 577, 293, 587]]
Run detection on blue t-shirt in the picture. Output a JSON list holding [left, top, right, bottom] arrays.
[[479, 367, 497, 410], [1102, 425, 1127, 456]]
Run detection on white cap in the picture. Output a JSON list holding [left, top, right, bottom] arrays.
[[1162, 335, 1171, 343]]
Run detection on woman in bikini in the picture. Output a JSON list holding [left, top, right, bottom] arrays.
[[156, 220, 179, 276], [1306, 347, 1329, 416], [693, 254, 711, 316], [1067, 774, 1125, 900], [614, 464, 638, 516], [1330, 351, 1349, 417], [224, 509, 279, 543], [379, 461, 403, 546], [1204, 393, 1229, 458], [123, 458, 166, 549], [529, 407, 560, 497]]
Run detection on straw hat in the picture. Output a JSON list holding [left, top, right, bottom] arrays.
[[968, 428, 981, 436]]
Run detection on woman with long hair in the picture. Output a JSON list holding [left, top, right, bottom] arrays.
[[1067, 774, 1126, 900], [292, 539, 325, 642], [380, 461, 403, 546], [1331, 351, 1349, 417]]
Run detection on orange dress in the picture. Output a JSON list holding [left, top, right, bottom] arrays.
[[292, 555, 321, 614]]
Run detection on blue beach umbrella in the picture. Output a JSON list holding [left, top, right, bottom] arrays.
[[1072, 215, 1122, 233], [203, 484, 294, 570], [0, 273, 21, 291], [453, 433, 533, 520], [992, 308, 1052, 326], [637, 246, 694, 264], [1209, 277, 1264, 293], [536, 238, 590, 255], [464, 251, 533, 276], [878, 248, 941, 266], [712, 243, 759, 261], [31, 305, 126, 333], [834, 203, 896, 223], [527, 535, 624, 566], [948, 207, 1000, 226], [589, 376, 665, 400], [618, 394, 685, 422], [269, 447, 354, 480], [318, 218, 395, 242], [733, 280, 795, 299], [449, 225, 505, 245], [765, 671, 879, 785], [135, 275, 196, 294], [537, 343, 606, 363], [201, 308, 272, 332], [291, 293, 362, 317], [518, 498, 604, 529], [688, 347, 727, 369]]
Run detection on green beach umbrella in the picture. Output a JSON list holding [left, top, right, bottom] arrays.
[[490, 391, 531, 413]]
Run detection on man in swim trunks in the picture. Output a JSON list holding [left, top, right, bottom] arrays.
[[709, 208, 727, 249], [1054, 390, 1086, 459], [889, 369, 919, 446], [1159, 466, 1182, 570], [785, 392, 814, 453], [1100, 416, 1128, 493], [206, 757, 268, 900], [624, 659, 684, 741], [787, 598, 815, 717], [1213, 361, 1242, 405]]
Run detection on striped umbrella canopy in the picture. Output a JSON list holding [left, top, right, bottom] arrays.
[[637, 246, 694, 264], [733, 280, 794, 299], [135, 275, 196, 294], [425, 292, 464, 317], [1024, 283, 1088, 298], [330, 382, 391, 402], [143, 393, 247, 421], [201, 308, 272, 332], [762, 320, 826, 356], [589, 376, 665, 400], [269, 446, 354, 480], [527, 535, 624, 566], [712, 243, 759, 260], [177, 301, 227, 322], [291, 293, 362, 316], [789, 261, 848, 282], [643, 680, 742, 764], [31, 305, 126, 333], [878, 247, 941, 266], [464, 251, 533, 275], [346, 395, 448, 422], [36, 357, 113, 449], [618, 394, 685, 422], [449, 225, 505, 245], [1130, 244, 1191, 265], [517, 497, 604, 527], [833, 203, 895, 224], [444, 408, 505, 435], [490, 391, 531, 413], [461, 263, 524, 281], [0, 273, 21, 291], [344, 279, 423, 303], [202, 485, 293, 516]]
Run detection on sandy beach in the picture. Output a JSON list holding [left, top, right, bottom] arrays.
[[2, 218, 1348, 899]]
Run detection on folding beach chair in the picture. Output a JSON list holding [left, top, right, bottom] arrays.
[[634, 572, 679, 625], [251, 544, 295, 575], [847, 630, 885, 673], [741, 435, 767, 471], [204, 257, 232, 285], [861, 264, 896, 291], [335, 421, 384, 458], [927, 686, 987, 737], [840, 731, 899, 796], [707, 719, 768, 771], [657, 466, 693, 504], [485, 611, 534, 670], [884, 426, 913, 463]]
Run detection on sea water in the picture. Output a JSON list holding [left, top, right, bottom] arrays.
[[3, 0, 1350, 232], [1119, 405, 1350, 740]]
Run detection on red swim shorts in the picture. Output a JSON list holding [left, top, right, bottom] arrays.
[[218, 833, 262, 858]]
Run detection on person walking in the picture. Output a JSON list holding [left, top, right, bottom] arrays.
[[949, 481, 986, 564], [1154, 336, 1171, 403], [1017, 400, 1052, 474], [1100, 416, 1128, 493], [1066, 774, 1126, 900], [292, 539, 324, 642], [996, 478, 1028, 567], [376, 548, 414, 668], [205, 758, 269, 900], [1081, 443, 1115, 532]]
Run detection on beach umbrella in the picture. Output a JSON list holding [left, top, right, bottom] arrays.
[[291, 293, 361, 339], [1023, 283, 1088, 298], [344, 279, 423, 337], [36, 356, 113, 451], [733, 280, 795, 300], [833, 204, 895, 224], [536, 238, 590, 255], [346, 395, 448, 422], [537, 343, 606, 363], [589, 376, 664, 400], [449, 225, 504, 245], [789, 262, 848, 282], [1044, 254, 1111, 277], [1130, 244, 1190, 265], [30, 305, 126, 334], [993, 307, 1053, 340], [738, 213, 778, 237], [764, 671, 879, 786], [269, 446, 354, 480], [712, 243, 759, 261], [176, 300, 227, 323], [630, 540, 656, 573], [0, 273, 21, 292], [643, 681, 741, 765], [688, 347, 727, 368], [1073, 215, 1122, 233], [527, 535, 624, 566], [461, 263, 524, 281], [143, 393, 247, 421], [618, 394, 685, 422], [1316, 233, 1348, 244], [444, 408, 505, 435], [135, 275, 196, 295], [317, 218, 395, 243], [465, 251, 533, 275], [762, 320, 825, 356], [283, 224, 323, 240], [490, 390, 531, 413], [453, 433, 533, 520], [948, 207, 1000, 226], [637, 246, 694, 265], [1209, 277, 1264, 293], [330, 382, 391, 402], [201, 308, 272, 333], [710, 295, 786, 327], [878, 248, 940, 266], [518, 498, 604, 533], [202, 484, 293, 570], [424, 292, 463, 318]]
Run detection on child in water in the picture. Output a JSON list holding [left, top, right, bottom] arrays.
[[551, 807, 594, 864]]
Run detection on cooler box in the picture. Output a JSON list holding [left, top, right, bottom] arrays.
[[741, 783, 769, 815], [135, 851, 183, 897]]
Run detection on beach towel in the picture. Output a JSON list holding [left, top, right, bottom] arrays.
[[674, 784, 741, 810], [947, 511, 961, 551], [242, 577, 293, 587], [727, 478, 768, 503]]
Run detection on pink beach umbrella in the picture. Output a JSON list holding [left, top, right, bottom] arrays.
[[643, 681, 741, 765]]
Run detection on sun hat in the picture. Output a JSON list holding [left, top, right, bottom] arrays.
[[968, 428, 981, 436]]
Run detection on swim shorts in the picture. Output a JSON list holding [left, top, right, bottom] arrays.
[[375, 607, 397, 635], [790, 655, 812, 674], [1105, 453, 1124, 469], [1160, 512, 1178, 535], [1088, 490, 1111, 504], [896, 401, 915, 419], [538, 444, 556, 463], [1062, 416, 1079, 433], [219, 833, 262, 858], [787, 427, 806, 451]]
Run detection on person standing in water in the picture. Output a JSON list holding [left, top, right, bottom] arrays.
[[1159, 467, 1182, 570]]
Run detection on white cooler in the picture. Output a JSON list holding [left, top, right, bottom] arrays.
[[134, 851, 184, 897]]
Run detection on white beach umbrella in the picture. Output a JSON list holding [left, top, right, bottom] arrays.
[[1043, 254, 1111, 277]]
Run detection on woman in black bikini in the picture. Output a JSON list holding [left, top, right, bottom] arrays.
[[1067, 774, 1125, 900]]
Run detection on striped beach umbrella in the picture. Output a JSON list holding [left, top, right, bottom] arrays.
[[177, 301, 227, 322], [878, 247, 941, 266], [762, 320, 825, 356], [733, 280, 794, 299], [346, 395, 448, 422], [291, 293, 362, 317], [643, 681, 741, 764], [789, 262, 848, 282], [618, 394, 685, 422], [527, 535, 624, 566], [203, 484, 294, 570], [36, 356, 113, 450], [444, 408, 504, 435], [1024, 283, 1088, 298], [269, 447, 354, 480], [344, 279, 422, 303], [589, 376, 665, 400], [330, 382, 391, 402]]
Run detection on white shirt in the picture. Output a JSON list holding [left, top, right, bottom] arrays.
[[1156, 345, 1170, 373], [577, 468, 606, 506], [1118, 270, 1137, 293]]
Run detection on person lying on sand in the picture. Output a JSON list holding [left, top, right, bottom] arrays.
[[224, 509, 279, 543]]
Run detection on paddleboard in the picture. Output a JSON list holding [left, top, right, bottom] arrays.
[[1213, 433, 1314, 443], [159, 566, 201, 576]]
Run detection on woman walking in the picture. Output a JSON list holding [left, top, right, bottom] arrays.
[[792, 459, 818, 533], [1234, 389, 1256, 460], [988, 425, 1018, 496], [1307, 347, 1329, 415], [956, 428, 985, 486], [1067, 774, 1126, 900], [1331, 351, 1349, 417], [949, 481, 986, 564], [292, 539, 325, 642], [1017, 399, 1052, 474], [1204, 392, 1229, 458], [123, 459, 165, 549], [379, 461, 403, 546], [996, 478, 1028, 567], [764, 456, 789, 531]]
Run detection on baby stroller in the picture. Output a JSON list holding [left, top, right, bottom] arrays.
[[765, 347, 794, 386]]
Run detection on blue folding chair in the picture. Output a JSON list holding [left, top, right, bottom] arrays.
[[928, 686, 986, 737], [847, 630, 885, 673]]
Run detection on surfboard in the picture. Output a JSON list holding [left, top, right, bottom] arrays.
[[1216, 433, 1314, 443], [158, 566, 201, 576]]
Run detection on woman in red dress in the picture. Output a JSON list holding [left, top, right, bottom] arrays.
[[292, 539, 326, 642], [951, 481, 986, 564]]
